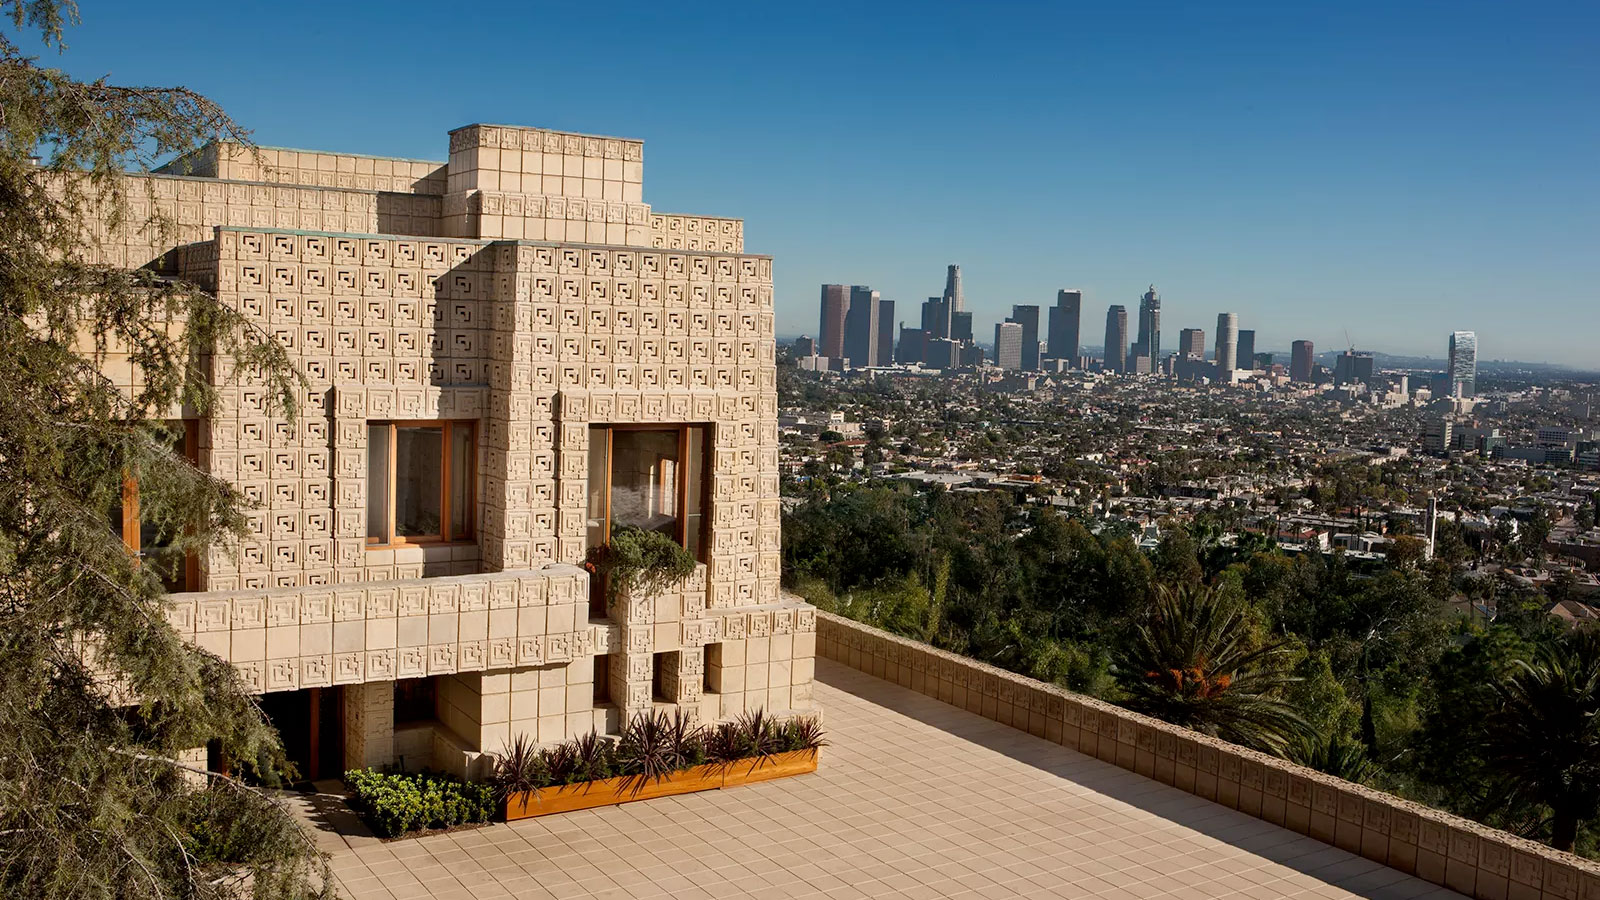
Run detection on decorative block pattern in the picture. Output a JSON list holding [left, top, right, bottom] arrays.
[[92, 120, 809, 766]]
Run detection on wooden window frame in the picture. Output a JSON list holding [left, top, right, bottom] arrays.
[[119, 419, 201, 592], [589, 423, 711, 561], [366, 419, 477, 549]]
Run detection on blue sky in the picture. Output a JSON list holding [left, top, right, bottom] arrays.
[[45, 1, 1600, 366]]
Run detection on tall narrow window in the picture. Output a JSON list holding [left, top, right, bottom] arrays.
[[367, 420, 476, 546], [112, 419, 201, 592]]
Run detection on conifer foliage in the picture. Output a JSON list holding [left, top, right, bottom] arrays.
[[0, 2, 329, 896]]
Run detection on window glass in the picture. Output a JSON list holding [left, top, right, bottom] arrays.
[[586, 428, 609, 551], [111, 421, 198, 592], [394, 426, 443, 538], [610, 429, 680, 537], [367, 424, 390, 542], [684, 426, 707, 559], [449, 423, 473, 539]]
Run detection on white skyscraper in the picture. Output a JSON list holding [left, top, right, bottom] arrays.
[[993, 320, 1023, 371], [1215, 312, 1239, 375], [1449, 331, 1477, 398]]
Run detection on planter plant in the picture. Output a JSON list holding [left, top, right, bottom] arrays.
[[585, 525, 697, 608], [495, 710, 826, 821], [344, 769, 494, 839]]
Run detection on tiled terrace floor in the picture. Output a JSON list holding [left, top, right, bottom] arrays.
[[310, 660, 1466, 899]]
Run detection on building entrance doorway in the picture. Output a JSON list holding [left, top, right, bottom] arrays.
[[258, 686, 344, 783]]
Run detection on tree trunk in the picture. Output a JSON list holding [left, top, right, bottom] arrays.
[[1360, 690, 1378, 756], [1552, 809, 1578, 853]]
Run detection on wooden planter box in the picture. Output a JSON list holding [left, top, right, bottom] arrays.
[[504, 749, 818, 821], [724, 748, 819, 786]]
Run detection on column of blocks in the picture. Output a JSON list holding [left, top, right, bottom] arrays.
[[343, 680, 395, 770]]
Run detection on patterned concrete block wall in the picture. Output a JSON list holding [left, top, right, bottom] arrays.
[[88, 121, 814, 769], [342, 681, 394, 771], [817, 611, 1600, 900]]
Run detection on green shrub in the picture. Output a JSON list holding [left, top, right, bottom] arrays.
[[344, 769, 493, 838], [586, 524, 696, 605]]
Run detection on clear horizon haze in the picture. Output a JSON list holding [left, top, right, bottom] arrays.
[[40, 1, 1600, 368]]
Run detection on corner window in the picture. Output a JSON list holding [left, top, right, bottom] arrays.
[[112, 419, 200, 593], [586, 425, 710, 560], [367, 420, 476, 546]]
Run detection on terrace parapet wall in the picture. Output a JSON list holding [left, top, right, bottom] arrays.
[[816, 610, 1600, 900]]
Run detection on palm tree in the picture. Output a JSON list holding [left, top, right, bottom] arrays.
[[1117, 584, 1310, 756], [1291, 732, 1376, 784], [1482, 629, 1600, 852]]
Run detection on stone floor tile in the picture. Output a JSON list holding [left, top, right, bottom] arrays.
[[310, 661, 1464, 900]]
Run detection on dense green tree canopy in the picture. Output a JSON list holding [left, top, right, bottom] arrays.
[[784, 483, 1599, 857], [1, 3, 328, 896]]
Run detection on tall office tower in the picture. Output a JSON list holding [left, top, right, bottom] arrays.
[[794, 336, 817, 357], [950, 311, 974, 343], [876, 300, 895, 367], [1104, 306, 1129, 373], [1236, 330, 1256, 371], [896, 326, 926, 365], [994, 321, 1024, 371], [925, 338, 962, 370], [1291, 340, 1314, 382], [1011, 304, 1041, 370], [1215, 312, 1238, 374], [819, 284, 849, 359], [1334, 350, 1375, 386], [921, 296, 951, 341], [1449, 331, 1477, 398], [1135, 286, 1162, 366], [1179, 328, 1206, 358], [843, 286, 884, 368], [1047, 289, 1082, 364], [943, 264, 964, 313]]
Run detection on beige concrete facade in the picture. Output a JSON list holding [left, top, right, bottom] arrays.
[[94, 123, 811, 778]]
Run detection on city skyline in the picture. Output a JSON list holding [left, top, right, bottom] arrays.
[[809, 270, 1508, 378], [58, 2, 1599, 369]]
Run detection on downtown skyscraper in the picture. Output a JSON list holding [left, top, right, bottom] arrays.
[[1133, 286, 1161, 370], [1236, 329, 1256, 371], [1047, 289, 1082, 365], [841, 286, 893, 368], [1215, 312, 1239, 375], [1291, 340, 1314, 382], [1104, 305, 1128, 373], [1011, 304, 1040, 370], [1449, 331, 1477, 398], [993, 321, 1024, 371], [818, 284, 850, 359], [943, 264, 964, 313]]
